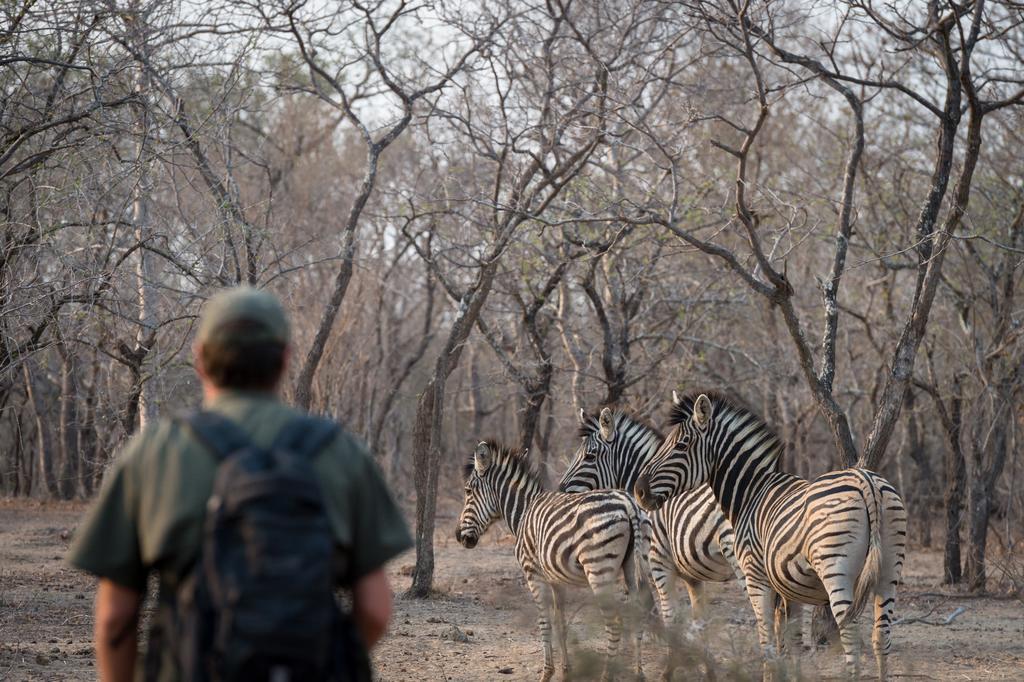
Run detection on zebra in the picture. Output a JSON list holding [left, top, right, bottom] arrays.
[[634, 391, 907, 679], [558, 406, 749, 624], [456, 440, 651, 682]]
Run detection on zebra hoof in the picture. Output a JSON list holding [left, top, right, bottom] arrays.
[[540, 667, 555, 682]]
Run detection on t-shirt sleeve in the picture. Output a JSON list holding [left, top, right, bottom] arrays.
[[338, 437, 413, 583], [65, 436, 147, 591]]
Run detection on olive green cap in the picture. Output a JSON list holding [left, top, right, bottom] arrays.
[[196, 286, 289, 347]]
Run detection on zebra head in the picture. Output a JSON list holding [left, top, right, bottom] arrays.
[[455, 441, 503, 549], [557, 407, 616, 492], [635, 391, 715, 511], [558, 406, 664, 494]]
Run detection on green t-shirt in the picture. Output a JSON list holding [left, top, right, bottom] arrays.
[[67, 390, 413, 592]]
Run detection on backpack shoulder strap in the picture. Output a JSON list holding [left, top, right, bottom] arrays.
[[271, 415, 340, 459], [185, 410, 252, 461]]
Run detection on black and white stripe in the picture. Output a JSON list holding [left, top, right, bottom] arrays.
[[558, 406, 748, 623], [635, 392, 907, 679], [456, 440, 650, 682]]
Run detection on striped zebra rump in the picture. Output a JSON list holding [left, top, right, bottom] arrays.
[[518, 489, 644, 589], [756, 469, 887, 620], [651, 486, 737, 584]]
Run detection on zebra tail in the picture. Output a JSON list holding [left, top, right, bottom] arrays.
[[630, 507, 655, 602], [843, 472, 883, 628]]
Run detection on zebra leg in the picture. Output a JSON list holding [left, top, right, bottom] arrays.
[[587, 577, 624, 682], [525, 575, 556, 682], [744, 580, 778, 680], [773, 599, 802, 653], [650, 554, 677, 626], [552, 586, 572, 680], [786, 601, 803, 651], [772, 596, 785, 653], [682, 578, 705, 625], [649, 551, 678, 680], [823, 581, 861, 678], [619, 554, 645, 681], [873, 481, 906, 681], [872, 590, 895, 682]]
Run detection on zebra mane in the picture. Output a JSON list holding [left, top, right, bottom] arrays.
[[577, 406, 663, 440], [668, 390, 776, 438], [463, 439, 544, 487]]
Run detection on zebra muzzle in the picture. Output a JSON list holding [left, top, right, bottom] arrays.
[[455, 526, 478, 548], [634, 474, 664, 511]]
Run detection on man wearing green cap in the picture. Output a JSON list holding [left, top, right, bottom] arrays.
[[67, 286, 413, 681]]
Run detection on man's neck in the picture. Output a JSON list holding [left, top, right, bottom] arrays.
[[202, 383, 224, 404], [201, 384, 278, 405]]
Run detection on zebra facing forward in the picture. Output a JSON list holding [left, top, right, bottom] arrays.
[[456, 441, 651, 682], [635, 392, 907, 679], [558, 407, 750, 624]]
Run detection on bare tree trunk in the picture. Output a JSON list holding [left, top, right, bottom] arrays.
[[537, 394, 556, 477], [56, 342, 80, 499], [965, 388, 1014, 591], [903, 388, 934, 546], [133, 92, 158, 427], [409, 260, 501, 597], [78, 353, 100, 497], [14, 406, 30, 496], [862, 45, 986, 468], [518, 388, 547, 456], [118, 333, 153, 438], [467, 347, 488, 436], [582, 258, 632, 406], [941, 377, 967, 585], [965, 472, 992, 592], [369, 273, 435, 455], [518, 379, 553, 487], [557, 281, 588, 413], [294, 202, 364, 411], [23, 362, 57, 498]]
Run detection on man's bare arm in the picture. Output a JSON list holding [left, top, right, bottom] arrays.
[[351, 568, 394, 648], [95, 579, 142, 682]]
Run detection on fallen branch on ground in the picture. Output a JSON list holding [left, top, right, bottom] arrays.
[[894, 605, 966, 626]]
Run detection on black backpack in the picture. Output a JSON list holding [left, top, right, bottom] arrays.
[[155, 411, 371, 682]]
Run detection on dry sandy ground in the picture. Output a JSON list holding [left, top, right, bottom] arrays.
[[1, 500, 1022, 681]]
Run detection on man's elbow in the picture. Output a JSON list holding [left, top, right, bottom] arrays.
[[96, 606, 138, 643], [94, 580, 142, 646], [359, 599, 392, 644], [352, 569, 394, 648]]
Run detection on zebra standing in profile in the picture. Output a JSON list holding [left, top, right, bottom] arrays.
[[558, 406, 750, 624], [456, 440, 651, 682], [635, 392, 907, 679]]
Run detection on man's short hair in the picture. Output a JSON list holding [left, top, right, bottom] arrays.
[[199, 321, 286, 390], [196, 287, 290, 390]]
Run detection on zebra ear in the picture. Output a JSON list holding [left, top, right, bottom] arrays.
[[474, 442, 492, 475], [599, 407, 614, 441], [692, 394, 712, 427], [672, 390, 681, 405], [578, 408, 587, 425]]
